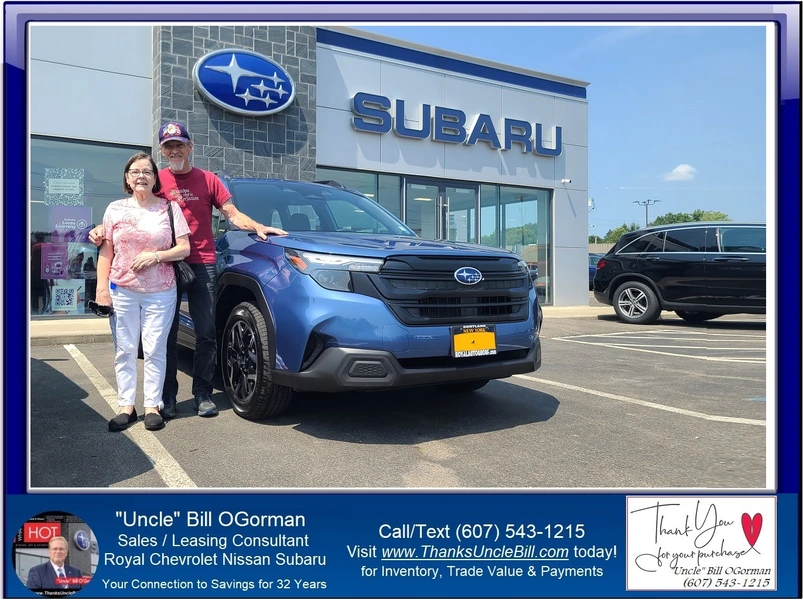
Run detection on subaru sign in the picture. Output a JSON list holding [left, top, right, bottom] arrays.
[[454, 267, 483, 285], [73, 530, 91, 551], [351, 92, 562, 157], [193, 49, 296, 116]]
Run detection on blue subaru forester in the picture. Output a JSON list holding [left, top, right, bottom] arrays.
[[178, 178, 542, 419]]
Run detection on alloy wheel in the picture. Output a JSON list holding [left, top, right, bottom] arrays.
[[617, 287, 648, 318], [224, 319, 258, 403]]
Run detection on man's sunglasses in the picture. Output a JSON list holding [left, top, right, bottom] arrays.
[[88, 301, 114, 317]]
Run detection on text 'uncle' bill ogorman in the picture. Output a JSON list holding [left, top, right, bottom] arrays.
[[118, 510, 306, 528]]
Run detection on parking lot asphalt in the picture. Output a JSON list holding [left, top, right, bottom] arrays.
[[28, 299, 768, 490]]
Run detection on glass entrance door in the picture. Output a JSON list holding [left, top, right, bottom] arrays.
[[405, 179, 477, 242], [405, 181, 439, 239]]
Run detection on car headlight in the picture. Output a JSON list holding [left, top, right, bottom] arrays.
[[285, 249, 384, 292]]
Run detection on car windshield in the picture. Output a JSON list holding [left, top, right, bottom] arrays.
[[228, 181, 415, 236]]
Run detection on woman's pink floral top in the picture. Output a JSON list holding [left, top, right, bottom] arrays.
[[103, 198, 190, 293]]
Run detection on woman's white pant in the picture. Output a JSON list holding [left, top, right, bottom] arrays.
[[110, 285, 177, 409]]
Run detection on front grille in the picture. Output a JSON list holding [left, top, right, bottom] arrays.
[[409, 295, 521, 320], [388, 278, 522, 291], [353, 255, 531, 326]]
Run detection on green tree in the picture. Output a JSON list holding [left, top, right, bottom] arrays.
[[481, 223, 539, 247], [649, 210, 731, 226], [692, 209, 731, 222], [504, 224, 538, 246], [603, 222, 640, 243], [649, 212, 695, 226]]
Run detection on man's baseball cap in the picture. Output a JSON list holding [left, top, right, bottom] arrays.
[[158, 121, 191, 146]]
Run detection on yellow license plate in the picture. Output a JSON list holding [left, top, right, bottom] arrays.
[[452, 325, 497, 358]]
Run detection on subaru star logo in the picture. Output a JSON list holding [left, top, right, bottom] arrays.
[[73, 530, 91, 551], [454, 267, 482, 285], [193, 49, 296, 116]]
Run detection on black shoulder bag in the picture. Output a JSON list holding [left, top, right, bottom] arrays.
[[166, 203, 195, 294]]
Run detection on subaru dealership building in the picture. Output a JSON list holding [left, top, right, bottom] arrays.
[[30, 25, 589, 316]]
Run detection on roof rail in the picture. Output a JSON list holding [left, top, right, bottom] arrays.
[[314, 180, 347, 190]]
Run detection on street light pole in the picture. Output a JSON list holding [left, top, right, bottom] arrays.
[[633, 199, 660, 227]]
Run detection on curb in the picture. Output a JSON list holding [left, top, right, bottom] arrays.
[[29, 306, 611, 346], [31, 334, 114, 347]]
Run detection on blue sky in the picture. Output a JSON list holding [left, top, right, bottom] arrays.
[[357, 25, 767, 236]]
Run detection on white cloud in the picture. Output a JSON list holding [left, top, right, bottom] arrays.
[[661, 164, 697, 182]]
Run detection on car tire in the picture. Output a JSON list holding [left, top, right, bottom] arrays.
[[438, 379, 491, 393], [613, 281, 661, 324], [675, 310, 724, 323], [221, 301, 293, 420]]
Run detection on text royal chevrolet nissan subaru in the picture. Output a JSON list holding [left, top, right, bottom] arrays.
[[593, 222, 766, 324], [177, 179, 542, 419]]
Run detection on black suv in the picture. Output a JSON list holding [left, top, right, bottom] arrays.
[[593, 222, 766, 324]]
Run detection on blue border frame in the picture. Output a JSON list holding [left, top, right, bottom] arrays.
[[5, 1, 800, 495], [4, 3, 801, 598]]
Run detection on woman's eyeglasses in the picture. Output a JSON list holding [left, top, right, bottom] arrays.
[[88, 301, 115, 317], [127, 169, 154, 177]]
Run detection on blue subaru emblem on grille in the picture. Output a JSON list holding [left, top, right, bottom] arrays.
[[454, 267, 482, 285], [193, 49, 296, 116]]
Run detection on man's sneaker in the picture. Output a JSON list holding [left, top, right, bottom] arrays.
[[193, 394, 218, 417], [160, 395, 177, 420]]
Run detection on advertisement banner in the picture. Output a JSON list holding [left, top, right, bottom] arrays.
[[50, 207, 92, 243], [3, 494, 798, 598], [49, 279, 86, 314], [43, 168, 85, 206], [40, 243, 68, 280]]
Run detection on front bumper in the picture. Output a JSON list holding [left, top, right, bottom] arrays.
[[272, 338, 541, 393]]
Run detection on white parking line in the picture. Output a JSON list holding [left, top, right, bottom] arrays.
[[512, 374, 765, 426], [593, 344, 762, 351], [553, 338, 765, 364], [557, 330, 765, 341], [63, 344, 197, 488]]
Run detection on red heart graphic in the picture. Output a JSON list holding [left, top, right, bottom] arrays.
[[741, 513, 762, 547]]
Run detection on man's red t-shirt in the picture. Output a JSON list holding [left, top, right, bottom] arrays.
[[158, 167, 231, 265]]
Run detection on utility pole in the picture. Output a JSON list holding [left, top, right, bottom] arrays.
[[633, 199, 660, 227]]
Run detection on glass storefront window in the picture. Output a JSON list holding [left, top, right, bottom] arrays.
[[499, 186, 551, 304], [480, 185, 499, 247], [14, 550, 47, 583], [405, 181, 439, 239], [316, 167, 376, 198], [30, 136, 149, 317], [445, 186, 476, 243], [317, 167, 402, 220], [314, 167, 553, 303], [377, 174, 401, 218]]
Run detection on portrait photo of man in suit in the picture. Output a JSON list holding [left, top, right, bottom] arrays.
[[26, 536, 84, 591]]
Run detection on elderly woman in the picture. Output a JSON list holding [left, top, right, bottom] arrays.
[[94, 152, 191, 431]]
